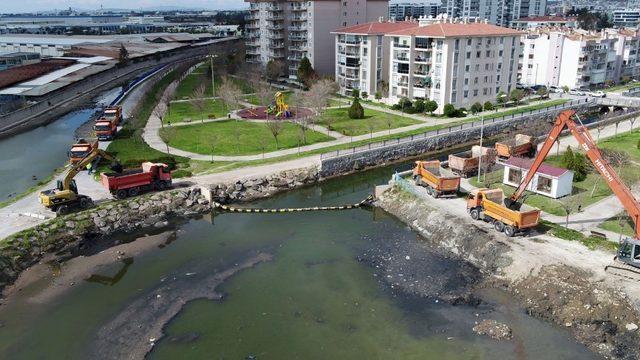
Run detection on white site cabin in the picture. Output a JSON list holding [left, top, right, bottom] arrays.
[[502, 157, 573, 199]]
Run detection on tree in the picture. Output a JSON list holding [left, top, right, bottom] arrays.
[[397, 97, 412, 113], [192, 83, 208, 122], [297, 56, 317, 87], [266, 59, 286, 82], [510, 89, 525, 105], [152, 102, 168, 127], [209, 134, 218, 163], [306, 79, 337, 132], [562, 86, 570, 96], [496, 91, 507, 108], [483, 101, 494, 111], [536, 86, 549, 99], [266, 119, 283, 149], [424, 100, 438, 115], [218, 76, 243, 113], [351, 89, 360, 99], [559, 194, 583, 229], [367, 120, 375, 139], [255, 82, 273, 114], [348, 96, 365, 119], [470, 102, 483, 115], [159, 126, 177, 155], [118, 44, 129, 66], [384, 114, 394, 135], [562, 146, 588, 181], [375, 91, 382, 100], [443, 103, 457, 118], [413, 99, 425, 113]]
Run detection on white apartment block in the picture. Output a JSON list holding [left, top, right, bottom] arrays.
[[245, 0, 388, 79], [509, 16, 577, 30], [520, 28, 640, 89], [613, 9, 640, 28], [333, 21, 419, 97], [443, 0, 546, 28], [384, 16, 522, 113]]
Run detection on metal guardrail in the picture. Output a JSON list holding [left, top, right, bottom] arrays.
[[320, 98, 594, 160], [594, 97, 640, 108]]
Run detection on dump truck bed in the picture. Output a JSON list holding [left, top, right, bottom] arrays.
[[413, 160, 461, 194], [495, 134, 533, 158], [101, 168, 153, 191], [448, 146, 496, 176], [477, 189, 540, 229]]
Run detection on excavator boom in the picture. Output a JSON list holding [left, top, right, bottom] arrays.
[[62, 147, 119, 191]]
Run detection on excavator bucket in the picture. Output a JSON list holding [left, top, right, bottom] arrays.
[[109, 162, 123, 174]]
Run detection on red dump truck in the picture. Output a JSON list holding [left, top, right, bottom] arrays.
[[94, 118, 117, 140], [101, 162, 172, 199], [103, 106, 122, 126], [448, 145, 496, 177], [412, 160, 461, 198], [495, 134, 535, 159]]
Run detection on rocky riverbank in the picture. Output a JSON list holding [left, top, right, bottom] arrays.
[[0, 187, 211, 293], [376, 185, 640, 359]]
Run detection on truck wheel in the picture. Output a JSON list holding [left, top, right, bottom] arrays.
[[504, 225, 516, 237], [164, 180, 172, 189], [56, 205, 69, 216], [470, 209, 480, 220], [115, 189, 127, 199], [79, 197, 90, 209], [494, 221, 505, 232], [128, 188, 139, 197], [153, 180, 163, 190]]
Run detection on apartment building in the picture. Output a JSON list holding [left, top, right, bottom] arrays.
[[245, 0, 388, 79], [333, 20, 419, 97], [384, 16, 522, 113], [388, 2, 442, 21], [613, 9, 640, 28], [443, 0, 546, 28], [520, 28, 639, 89], [510, 16, 577, 30]]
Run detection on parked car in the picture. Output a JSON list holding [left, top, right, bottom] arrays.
[[586, 90, 606, 98], [568, 89, 585, 96], [549, 86, 562, 93]]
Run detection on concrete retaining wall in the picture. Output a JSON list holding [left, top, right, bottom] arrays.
[[319, 104, 600, 178]]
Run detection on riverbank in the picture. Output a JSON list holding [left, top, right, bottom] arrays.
[[375, 183, 640, 359]]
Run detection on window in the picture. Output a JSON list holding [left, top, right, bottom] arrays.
[[508, 168, 522, 184], [499, 50, 503, 57], [455, 39, 460, 49], [464, 90, 469, 98], [474, 77, 478, 84], [486, 50, 491, 57], [454, 53, 459, 62], [537, 176, 552, 193], [473, 89, 478, 96], [452, 91, 457, 102], [467, 39, 472, 46], [476, 51, 481, 58], [466, 51, 471, 59], [436, 53, 442, 62], [464, 78, 469, 85], [485, 64, 489, 70], [475, 64, 480, 71], [452, 79, 457, 87], [465, 65, 470, 72]]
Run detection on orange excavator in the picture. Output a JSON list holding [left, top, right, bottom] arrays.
[[506, 109, 640, 277]]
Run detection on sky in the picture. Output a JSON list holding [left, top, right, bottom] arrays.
[[2, 0, 249, 13]]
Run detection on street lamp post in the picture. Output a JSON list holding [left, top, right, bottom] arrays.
[[477, 115, 485, 183]]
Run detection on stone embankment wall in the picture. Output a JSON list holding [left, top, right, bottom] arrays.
[[0, 188, 210, 292], [320, 104, 608, 178], [377, 185, 640, 360], [204, 166, 320, 204]]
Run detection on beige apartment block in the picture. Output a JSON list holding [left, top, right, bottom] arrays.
[[245, 0, 388, 80]]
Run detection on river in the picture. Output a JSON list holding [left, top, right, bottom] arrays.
[[0, 87, 121, 201], [0, 164, 597, 359]]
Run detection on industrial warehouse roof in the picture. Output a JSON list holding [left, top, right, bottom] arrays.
[[504, 157, 570, 178], [0, 35, 112, 46], [386, 22, 523, 37], [332, 21, 419, 35]]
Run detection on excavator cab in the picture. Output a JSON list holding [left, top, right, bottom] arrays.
[[617, 239, 640, 267]]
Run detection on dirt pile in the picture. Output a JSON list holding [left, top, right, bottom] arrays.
[[472, 319, 512, 340]]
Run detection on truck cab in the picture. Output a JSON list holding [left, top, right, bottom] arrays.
[[103, 106, 122, 126], [68, 140, 97, 164], [94, 118, 117, 140]]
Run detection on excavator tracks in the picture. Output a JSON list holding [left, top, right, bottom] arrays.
[[605, 259, 640, 281]]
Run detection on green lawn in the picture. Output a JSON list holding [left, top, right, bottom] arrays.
[[604, 82, 640, 93], [598, 129, 640, 161], [477, 99, 568, 121], [174, 64, 254, 100], [317, 108, 421, 136], [165, 99, 233, 124], [161, 120, 335, 156], [600, 213, 635, 237]]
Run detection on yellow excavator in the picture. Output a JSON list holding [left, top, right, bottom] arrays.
[[39, 147, 122, 215]]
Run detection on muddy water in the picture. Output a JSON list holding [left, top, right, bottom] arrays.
[[0, 165, 598, 359], [0, 87, 121, 200]]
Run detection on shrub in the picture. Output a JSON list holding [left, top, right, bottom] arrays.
[[375, 91, 382, 100], [456, 107, 467, 117], [413, 99, 425, 113], [398, 97, 412, 112], [637, 139, 640, 150], [443, 103, 457, 117], [172, 169, 193, 178], [348, 96, 365, 119], [361, 91, 368, 99], [470, 102, 483, 114], [483, 101, 494, 111], [562, 146, 588, 181], [424, 100, 438, 114]]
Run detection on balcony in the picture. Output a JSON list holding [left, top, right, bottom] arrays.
[[393, 42, 410, 49], [266, 5, 283, 11], [397, 82, 409, 87], [414, 68, 429, 76], [289, 34, 307, 40], [246, 48, 261, 55], [344, 70, 359, 79], [288, 25, 307, 32], [270, 42, 285, 49], [396, 69, 409, 74], [246, 41, 260, 47], [394, 56, 410, 62], [289, 45, 307, 52], [290, 15, 307, 21], [249, 6, 259, 12], [291, 3, 307, 11], [246, 22, 260, 29], [288, 55, 304, 61], [245, 14, 259, 21], [266, 15, 285, 21], [267, 24, 284, 30], [267, 32, 284, 40]]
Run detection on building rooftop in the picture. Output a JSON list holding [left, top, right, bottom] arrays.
[[513, 16, 577, 23], [387, 22, 523, 37], [332, 21, 419, 35], [504, 157, 569, 178], [0, 35, 112, 46]]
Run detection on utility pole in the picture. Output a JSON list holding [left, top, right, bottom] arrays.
[[477, 115, 484, 183], [210, 55, 215, 97]]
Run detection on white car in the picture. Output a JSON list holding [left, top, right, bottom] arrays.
[[568, 89, 585, 96], [549, 86, 562, 93], [586, 90, 606, 98]]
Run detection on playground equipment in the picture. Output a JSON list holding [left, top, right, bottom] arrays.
[[265, 91, 292, 118]]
